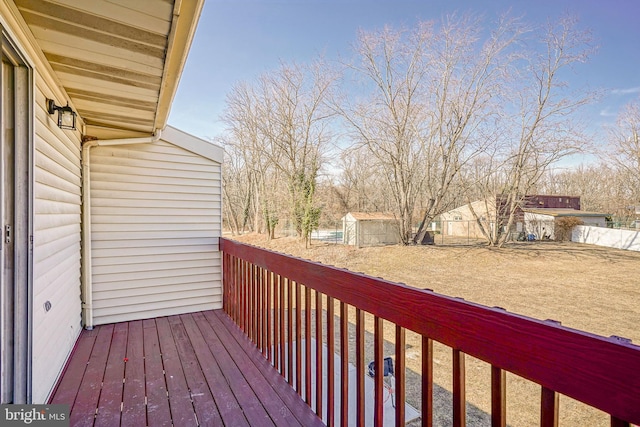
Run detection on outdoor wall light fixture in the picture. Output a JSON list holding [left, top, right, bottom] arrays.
[[47, 98, 77, 130]]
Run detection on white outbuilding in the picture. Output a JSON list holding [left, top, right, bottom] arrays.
[[342, 212, 400, 247], [87, 126, 224, 326], [523, 208, 608, 240]]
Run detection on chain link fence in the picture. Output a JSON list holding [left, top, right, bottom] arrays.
[[277, 219, 492, 246]]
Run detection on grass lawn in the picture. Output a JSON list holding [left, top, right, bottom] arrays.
[[229, 233, 640, 426]]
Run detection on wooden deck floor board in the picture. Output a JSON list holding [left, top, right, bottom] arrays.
[[167, 315, 223, 426], [185, 312, 272, 426], [177, 313, 247, 426], [122, 320, 146, 426], [210, 310, 326, 427], [156, 316, 198, 427], [94, 323, 128, 427], [49, 310, 321, 426], [142, 319, 172, 427], [71, 324, 114, 427], [197, 311, 302, 426], [49, 328, 97, 407]]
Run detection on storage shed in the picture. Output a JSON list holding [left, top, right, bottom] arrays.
[[342, 212, 400, 247]]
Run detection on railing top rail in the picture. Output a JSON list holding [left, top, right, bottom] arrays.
[[221, 238, 640, 423]]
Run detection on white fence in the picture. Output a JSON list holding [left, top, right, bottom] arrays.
[[572, 225, 640, 252]]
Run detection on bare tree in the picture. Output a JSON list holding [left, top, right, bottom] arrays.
[[222, 81, 282, 239], [538, 163, 620, 214], [220, 141, 248, 235], [604, 99, 640, 206], [332, 145, 393, 213], [257, 60, 337, 245], [469, 15, 597, 247], [222, 60, 337, 244], [337, 14, 522, 244]]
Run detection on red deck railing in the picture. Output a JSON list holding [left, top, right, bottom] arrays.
[[220, 238, 640, 426]]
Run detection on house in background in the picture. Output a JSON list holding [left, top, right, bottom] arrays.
[[0, 0, 221, 404], [440, 195, 583, 239], [342, 212, 400, 247], [523, 208, 609, 240], [440, 199, 496, 238]]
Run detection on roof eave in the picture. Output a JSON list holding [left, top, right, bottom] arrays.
[[154, 0, 205, 132]]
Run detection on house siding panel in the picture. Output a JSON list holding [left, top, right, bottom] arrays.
[[32, 81, 83, 403], [90, 140, 222, 325]]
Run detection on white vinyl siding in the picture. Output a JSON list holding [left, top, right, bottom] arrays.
[[90, 140, 221, 325], [32, 83, 83, 403]]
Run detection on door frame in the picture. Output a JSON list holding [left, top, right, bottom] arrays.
[[0, 24, 33, 404]]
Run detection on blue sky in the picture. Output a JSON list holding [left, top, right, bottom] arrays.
[[168, 0, 640, 154]]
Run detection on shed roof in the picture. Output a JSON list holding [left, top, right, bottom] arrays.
[[523, 208, 609, 217], [344, 212, 397, 221], [342, 212, 396, 221], [161, 126, 223, 163]]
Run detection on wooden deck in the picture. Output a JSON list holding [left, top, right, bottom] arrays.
[[49, 310, 324, 426]]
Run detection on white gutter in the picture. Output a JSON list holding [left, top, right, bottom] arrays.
[[81, 130, 162, 329]]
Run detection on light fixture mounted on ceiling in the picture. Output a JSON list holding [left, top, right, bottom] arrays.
[[47, 99, 77, 130]]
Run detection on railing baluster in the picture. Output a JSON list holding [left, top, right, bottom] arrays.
[[611, 416, 631, 427], [491, 366, 506, 427], [296, 281, 302, 395], [266, 271, 272, 363], [279, 275, 286, 377], [374, 316, 384, 427], [250, 264, 255, 343], [234, 257, 238, 324], [288, 279, 294, 385], [541, 386, 558, 427], [253, 265, 258, 345], [258, 267, 263, 350], [453, 349, 466, 427], [227, 254, 231, 315], [262, 268, 268, 357], [356, 309, 365, 427], [262, 270, 273, 363], [395, 325, 406, 426], [225, 254, 230, 316], [257, 267, 263, 351], [273, 274, 280, 371], [243, 259, 247, 327], [315, 291, 323, 417], [222, 252, 227, 313], [327, 296, 335, 426], [305, 285, 312, 406], [246, 261, 251, 335], [340, 302, 349, 427], [422, 336, 433, 427], [237, 259, 242, 329], [233, 255, 237, 317]]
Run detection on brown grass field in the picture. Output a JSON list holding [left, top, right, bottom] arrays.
[[229, 233, 640, 426]]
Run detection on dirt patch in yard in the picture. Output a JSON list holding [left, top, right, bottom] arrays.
[[229, 233, 640, 426]]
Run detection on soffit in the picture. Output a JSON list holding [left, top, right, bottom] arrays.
[[14, 0, 203, 139]]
